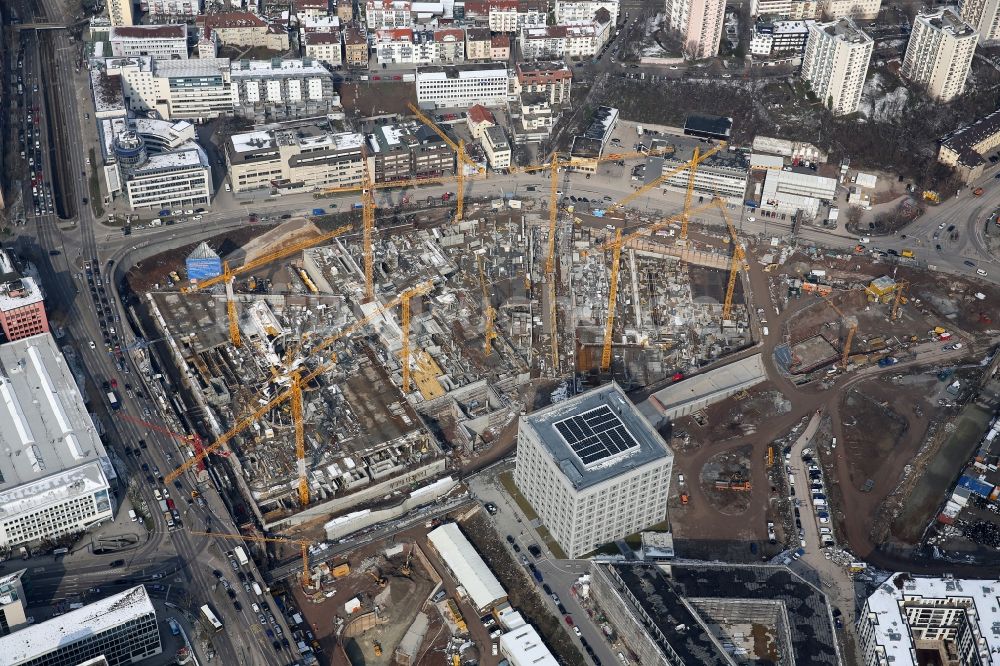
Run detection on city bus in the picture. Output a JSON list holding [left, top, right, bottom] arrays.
[[199, 604, 223, 633]]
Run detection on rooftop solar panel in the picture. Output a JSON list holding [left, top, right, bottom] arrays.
[[554, 405, 639, 465]]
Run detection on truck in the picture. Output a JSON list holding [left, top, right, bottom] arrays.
[[164, 511, 175, 527], [107, 391, 120, 411], [234, 546, 249, 567], [312, 208, 326, 216], [252, 582, 263, 597], [158, 499, 169, 514], [901, 249, 914, 258]]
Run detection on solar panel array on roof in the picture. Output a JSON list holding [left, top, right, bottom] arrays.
[[554, 405, 639, 465]]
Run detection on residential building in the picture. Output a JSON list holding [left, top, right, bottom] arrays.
[[415, 63, 509, 108], [938, 107, 1000, 181], [467, 104, 496, 140], [367, 122, 454, 181], [664, 0, 727, 58], [513, 383, 673, 558], [344, 24, 370, 65], [749, 20, 810, 55], [482, 125, 511, 169], [304, 29, 344, 66], [434, 28, 466, 62], [801, 17, 873, 116], [555, 0, 620, 26], [821, 0, 881, 20], [513, 61, 573, 104], [198, 11, 291, 51], [569, 105, 617, 172], [108, 0, 135, 27], [119, 57, 235, 122], [1, 586, 161, 666], [0, 333, 117, 548], [521, 26, 569, 58], [858, 574, 1000, 666], [513, 92, 556, 135], [0, 251, 48, 343], [375, 28, 466, 64], [227, 125, 366, 193], [491, 34, 511, 59], [466, 0, 547, 32], [296, 0, 333, 19], [230, 59, 339, 121], [0, 569, 28, 636], [466, 26, 492, 59], [366, 0, 413, 28], [113, 129, 212, 210], [749, 0, 819, 18], [336, 0, 355, 20], [110, 25, 188, 58], [901, 8, 977, 103], [139, 0, 201, 21]]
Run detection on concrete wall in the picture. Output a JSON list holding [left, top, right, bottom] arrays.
[[588, 563, 671, 666]]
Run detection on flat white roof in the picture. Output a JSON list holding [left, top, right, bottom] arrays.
[[865, 575, 1000, 665], [0, 586, 155, 662], [428, 523, 506, 611], [499, 623, 559, 666], [153, 57, 231, 78], [0, 276, 43, 313], [0, 333, 112, 495], [133, 147, 208, 173], [230, 59, 331, 78]]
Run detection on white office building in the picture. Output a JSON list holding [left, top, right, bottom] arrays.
[[0, 586, 162, 665], [110, 25, 188, 59], [960, 0, 1000, 44], [513, 383, 673, 558], [0, 333, 116, 548], [801, 18, 873, 116], [415, 63, 509, 108], [902, 8, 978, 103], [118, 57, 235, 122], [499, 624, 559, 666], [859, 574, 1000, 666], [750, 0, 818, 19], [749, 20, 810, 56]]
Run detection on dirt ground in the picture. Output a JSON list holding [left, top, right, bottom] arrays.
[[699, 445, 754, 515], [339, 82, 417, 118]]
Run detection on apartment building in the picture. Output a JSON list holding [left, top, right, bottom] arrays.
[[482, 125, 512, 169], [139, 0, 200, 21], [513, 383, 673, 559], [521, 26, 569, 58], [938, 108, 1000, 181], [366, 0, 413, 27], [336, 0, 355, 20], [415, 63, 509, 108], [119, 57, 235, 122], [304, 29, 344, 66], [344, 24, 370, 65], [466, 0, 547, 32], [466, 27, 492, 59], [2, 587, 161, 666], [902, 8, 977, 102], [555, 0, 620, 26], [801, 18, 873, 116], [110, 25, 188, 58], [108, 0, 135, 27], [749, 20, 809, 55], [0, 333, 117, 548], [749, 0, 818, 19], [859, 574, 998, 666], [821, 0, 881, 20], [513, 61, 573, 105], [491, 34, 511, 59], [467, 104, 496, 140], [960, 0, 1000, 43], [296, 0, 333, 19], [198, 11, 291, 51], [230, 59, 339, 121], [373, 28, 464, 65], [0, 251, 47, 343], [227, 125, 366, 193], [367, 122, 454, 181], [664, 0, 727, 58]]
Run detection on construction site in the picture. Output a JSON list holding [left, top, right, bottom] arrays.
[[118, 111, 754, 561]]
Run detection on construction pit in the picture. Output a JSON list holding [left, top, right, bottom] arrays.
[[125, 199, 756, 539]]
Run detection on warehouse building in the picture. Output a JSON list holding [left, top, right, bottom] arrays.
[[758, 168, 837, 216], [0, 586, 161, 665], [0, 333, 116, 548], [226, 124, 366, 194], [415, 63, 509, 108], [513, 383, 673, 558], [427, 522, 507, 613]]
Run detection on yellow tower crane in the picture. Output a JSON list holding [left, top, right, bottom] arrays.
[[892, 280, 908, 320], [546, 154, 560, 372], [223, 261, 241, 348], [478, 255, 497, 355], [189, 530, 315, 588], [361, 146, 376, 302], [716, 199, 749, 322], [165, 282, 435, 485], [406, 102, 483, 173], [456, 140, 466, 223]]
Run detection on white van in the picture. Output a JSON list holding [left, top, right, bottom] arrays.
[[128, 509, 137, 522], [762, 326, 769, 336]]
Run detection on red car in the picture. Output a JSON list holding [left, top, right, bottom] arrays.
[[564, 615, 573, 626], [111, 378, 118, 388], [671, 372, 684, 382]]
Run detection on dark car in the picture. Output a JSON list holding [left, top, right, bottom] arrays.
[[542, 583, 552, 595], [233, 600, 242, 611], [213, 569, 223, 578], [282, 637, 290, 648], [527, 544, 542, 558], [48, 249, 60, 256], [272, 640, 282, 651], [965, 259, 976, 267], [139, 439, 147, 449], [506, 535, 515, 545], [226, 589, 236, 599], [141, 463, 150, 472], [146, 474, 155, 484]]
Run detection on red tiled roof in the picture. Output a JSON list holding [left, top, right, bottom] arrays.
[[200, 11, 267, 30], [468, 104, 496, 125], [434, 28, 465, 41], [376, 27, 414, 41], [491, 34, 509, 46]]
